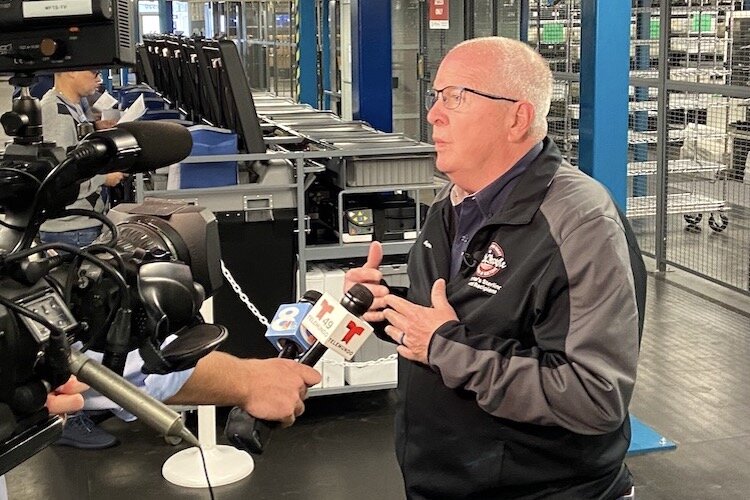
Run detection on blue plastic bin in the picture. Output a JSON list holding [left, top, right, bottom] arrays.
[[119, 85, 160, 108], [180, 125, 239, 189], [141, 109, 182, 121]]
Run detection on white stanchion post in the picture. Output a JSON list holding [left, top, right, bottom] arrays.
[[162, 298, 254, 487]]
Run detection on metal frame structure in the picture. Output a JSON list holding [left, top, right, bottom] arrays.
[[136, 143, 440, 300]]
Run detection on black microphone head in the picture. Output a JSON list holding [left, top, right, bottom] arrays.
[[341, 284, 374, 317], [301, 290, 323, 304], [116, 121, 193, 173]]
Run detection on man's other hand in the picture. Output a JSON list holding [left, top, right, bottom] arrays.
[[94, 119, 118, 130], [344, 241, 390, 322], [383, 279, 457, 364]]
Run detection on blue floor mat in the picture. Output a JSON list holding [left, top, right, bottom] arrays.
[[627, 414, 677, 456]]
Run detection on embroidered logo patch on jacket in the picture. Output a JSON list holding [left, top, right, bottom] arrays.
[[475, 242, 507, 278], [468, 242, 506, 295]]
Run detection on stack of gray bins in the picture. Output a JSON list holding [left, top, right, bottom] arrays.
[[253, 93, 435, 188]]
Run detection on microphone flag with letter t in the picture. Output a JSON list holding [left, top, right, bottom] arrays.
[[302, 292, 374, 361]]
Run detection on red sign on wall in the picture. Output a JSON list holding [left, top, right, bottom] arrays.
[[429, 0, 449, 30]]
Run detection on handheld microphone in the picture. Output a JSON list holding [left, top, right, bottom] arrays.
[[299, 285, 374, 366], [264, 290, 322, 359], [225, 284, 374, 455], [69, 121, 193, 175], [67, 350, 200, 447]]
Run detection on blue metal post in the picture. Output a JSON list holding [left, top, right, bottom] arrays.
[[350, 0, 393, 131], [321, 0, 331, 110], [119, 67, 130, 87], [102, 71, 113, 93], [519, 0, 530, 42], [298, 0, 318, 106], [159, 0, 174, 33], [578, 0, 631, 210]]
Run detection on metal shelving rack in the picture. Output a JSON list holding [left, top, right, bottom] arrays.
[[527, 0, 750, 290], [137, 145, 440, 282], [137, 142, 440, 396]]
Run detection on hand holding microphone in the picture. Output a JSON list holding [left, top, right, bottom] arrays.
[[231, 357, 319, 426], [225, 284, 375, 455], [223, 291, 327, 454]]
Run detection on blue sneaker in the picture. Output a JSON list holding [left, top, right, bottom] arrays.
[[55, 412, 119, 450]]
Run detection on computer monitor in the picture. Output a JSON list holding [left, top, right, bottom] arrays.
[[137, 35, 266, 154], [215, 39, 266, 154]]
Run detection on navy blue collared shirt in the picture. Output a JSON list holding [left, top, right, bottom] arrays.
[[450, 142, 543, 277]]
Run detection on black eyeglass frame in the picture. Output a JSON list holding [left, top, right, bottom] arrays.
[[425, 86, 519, 111]]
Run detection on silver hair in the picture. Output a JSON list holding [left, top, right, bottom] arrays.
[[450, 37, 553, 140]]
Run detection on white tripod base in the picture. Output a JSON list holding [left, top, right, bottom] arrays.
[[162, 405, 254, 488], [162, 444, 254, 488]]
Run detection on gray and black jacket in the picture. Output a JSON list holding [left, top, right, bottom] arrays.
[[389, 138, 646, 499]]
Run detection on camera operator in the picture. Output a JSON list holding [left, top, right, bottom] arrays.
[[28, 70, 125, 448], [0, 376, 88, 500]]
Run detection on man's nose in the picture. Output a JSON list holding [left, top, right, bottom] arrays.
[[427, 100, 445, 126]]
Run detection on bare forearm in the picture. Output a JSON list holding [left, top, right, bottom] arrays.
[[164, 351, 247, 407], [164, 351, 321, 422]]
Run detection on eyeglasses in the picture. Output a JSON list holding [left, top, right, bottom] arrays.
[[425, 86, 519, 111]]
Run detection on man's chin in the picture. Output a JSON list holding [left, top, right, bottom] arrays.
[[435, 160, 455, 177]]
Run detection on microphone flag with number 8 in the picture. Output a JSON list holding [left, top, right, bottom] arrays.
[[265, 302, 316, 353]]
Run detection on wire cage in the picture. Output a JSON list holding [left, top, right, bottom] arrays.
[[528, 0, 750, 293]]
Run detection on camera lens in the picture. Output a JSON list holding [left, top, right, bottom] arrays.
[[113, 217, 189, 265]]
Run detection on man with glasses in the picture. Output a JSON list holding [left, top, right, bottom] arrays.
[[345, 37, 645, 499]]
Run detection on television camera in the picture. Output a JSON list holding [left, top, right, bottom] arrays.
[[0, 0, 226, 475]]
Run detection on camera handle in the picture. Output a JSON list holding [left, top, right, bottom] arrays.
[[2, 75, 44, 145]]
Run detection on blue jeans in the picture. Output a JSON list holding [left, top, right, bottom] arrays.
[[39, 226, 102, 247]]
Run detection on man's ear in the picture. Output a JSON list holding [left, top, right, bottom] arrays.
[[508, 102, 535, 142]]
